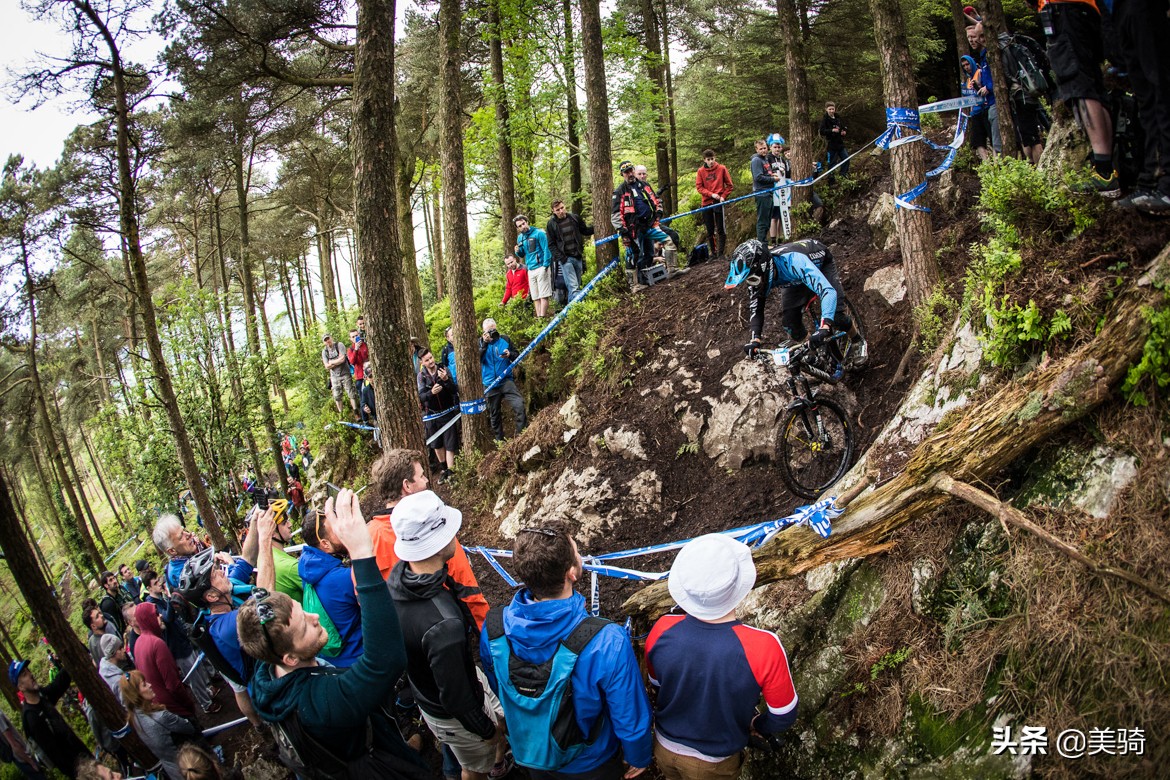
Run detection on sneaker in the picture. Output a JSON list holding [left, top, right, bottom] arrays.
[[1133, 190, 1170, 216], [1113, 188, 1153, 211], [1075, 170, 1120, 198]]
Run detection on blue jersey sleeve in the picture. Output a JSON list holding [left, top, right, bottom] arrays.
[[778, 253, 838, 324]]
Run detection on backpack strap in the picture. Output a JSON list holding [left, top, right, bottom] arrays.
[[563, 617, 609, 655], [485, 607, 506, 641]]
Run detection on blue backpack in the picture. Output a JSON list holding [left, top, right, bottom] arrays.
[[484, 610, 608, 771]]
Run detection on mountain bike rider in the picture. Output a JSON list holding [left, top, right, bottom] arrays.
[[725, 238, 866, 366]]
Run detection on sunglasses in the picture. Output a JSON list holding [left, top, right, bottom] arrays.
[[254, 588, 277, 655], [519, 527, 558, 538]]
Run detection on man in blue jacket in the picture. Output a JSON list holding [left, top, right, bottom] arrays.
[[298, 509, 364, 668], [480, 522, 652, 780], [479, 318, 526, 441], [515, 214, 553, 318], [750, 139, 780, 244]]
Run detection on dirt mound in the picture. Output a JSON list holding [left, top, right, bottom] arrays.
[[456, 166, 924, 620]]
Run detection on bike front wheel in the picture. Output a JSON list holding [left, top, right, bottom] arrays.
[[778, 396, 854, 499]]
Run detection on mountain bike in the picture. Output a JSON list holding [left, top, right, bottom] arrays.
[[754, 333, 857, 499]]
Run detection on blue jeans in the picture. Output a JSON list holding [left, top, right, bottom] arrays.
[[826, 148, 849, 178], [562, 256, 583, 301]]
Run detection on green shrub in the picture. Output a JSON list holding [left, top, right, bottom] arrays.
[[1122, 303, 1170, 406]]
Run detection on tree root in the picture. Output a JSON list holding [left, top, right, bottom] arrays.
[[932, 474, 1170, 606]]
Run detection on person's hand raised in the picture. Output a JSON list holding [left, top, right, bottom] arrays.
[[326, 489, 373, 560]]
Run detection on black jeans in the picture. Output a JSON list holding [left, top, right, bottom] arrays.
[[486, 379, 527, 439], [701, 204, 726, 255]]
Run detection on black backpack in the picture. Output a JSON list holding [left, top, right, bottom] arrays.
[[187, 611, 253, 688], [268, 667, 431, 780], [999, 33, 1054, 102]]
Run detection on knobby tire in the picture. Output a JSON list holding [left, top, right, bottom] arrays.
[[778, 396, 854, 499]]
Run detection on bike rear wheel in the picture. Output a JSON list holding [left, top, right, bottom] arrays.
[[778, 396, 854, 499]]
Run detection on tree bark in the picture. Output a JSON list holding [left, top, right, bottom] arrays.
[[353, 0, 428, 455], [639, 0, 673, 215], [580, 0, 617, 271], [79, 426, 126, 531], [868, 0, 939, 310], [979, 0, 1021, 158], [396, 155, 429, 343], [0, 470, 155, 767], [73, 0, 229, 549], [431, 184, 446, 298], [49, 389, 107, 554], [439, 0, 492, 453], [488, 0, 519, 254], [949, 0, 973, 75], [776, 0, 813, 210], [563, 0, 584, 215], [316, 215, 338, 315], [660, 0, 679, 211], [625, 247, 1170, 621]]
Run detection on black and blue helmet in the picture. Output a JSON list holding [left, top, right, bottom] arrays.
[[724, 240, 769, 289]]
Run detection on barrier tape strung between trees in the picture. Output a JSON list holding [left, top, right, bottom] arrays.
[[341, 99, 972, 447], [465, 497, 843, 618]]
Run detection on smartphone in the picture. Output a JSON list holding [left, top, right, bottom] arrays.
[[251, 489, 269, 511]]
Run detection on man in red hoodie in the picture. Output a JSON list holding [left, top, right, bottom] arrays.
[[695, 149, 734, 258], [500, 254, 529, 306], [132, 602, 197, 719]]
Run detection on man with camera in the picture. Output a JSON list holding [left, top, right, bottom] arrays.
[[479, 318, 527, 441], [417, 348, 461, 482]]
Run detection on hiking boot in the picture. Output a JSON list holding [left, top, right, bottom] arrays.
[[1074, 170, 1120, 198], [489, 753, 515, 778], [1113, 188, 1153, 211], [1133, 191, 1170, 216]]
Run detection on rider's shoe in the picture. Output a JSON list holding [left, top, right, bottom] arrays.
[[847, 336, 869, 368]]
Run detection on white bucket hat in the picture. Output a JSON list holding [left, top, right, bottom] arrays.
[[391, 490, 462, 562], [668, 534, 757, 621]]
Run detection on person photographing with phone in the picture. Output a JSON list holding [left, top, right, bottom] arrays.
[[479, 318, 527, 441], [418, 347, 461, 482]]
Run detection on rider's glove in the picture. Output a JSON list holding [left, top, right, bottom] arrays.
[[743, 341, 762, 358], [809, 327, 831, 346], [618, 227, 630, 238]]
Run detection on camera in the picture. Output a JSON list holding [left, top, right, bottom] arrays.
[[486, 329, 499, 341], [251, 488, 269, 511]]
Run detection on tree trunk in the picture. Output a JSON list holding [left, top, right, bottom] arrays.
[[563, 0, 584, 215], [49, 389, 107, 554], [980, 0, 1020, 158], [19, 250, 102, 574], [233, 130, 290, 493], [660, 0, 679, 211], [439, 0, 493, 454], [81, 1, 230, 550], [580, 0, 617, 271], [868, 0, 939, 310], [80, 425, 126, 531], [431, 185, 446, 298], [316, 215, 338, 315], [90, 318, 111, 405], [258, 255, 290, 413], [488, 0, 519, 255], [949, 0, 973, 75], [0, 469, 155, 767], [396, 156, 429, 343], [776, 0, 813, 210], [4, 464, 53, 582], [625, 246, 1170, 622], [29, 444, 72, 562], [331, 231, 346, 308], [278, 255, 302, 341], [353, 0, 428, 455], [639, 0, 673, 215]]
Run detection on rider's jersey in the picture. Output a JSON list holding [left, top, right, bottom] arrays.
[[748, 240, 838, 341]]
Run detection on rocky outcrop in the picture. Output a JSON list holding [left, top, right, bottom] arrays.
[[868, 192, 899, 253], [701, 360, 788, 469]]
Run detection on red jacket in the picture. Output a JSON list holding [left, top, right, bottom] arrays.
[[502, 267, 530, 304], [132, 602, 196, 717], [289, 481, 306, 507], [347, 341, 369, 381], [695, 162, 734, 206]]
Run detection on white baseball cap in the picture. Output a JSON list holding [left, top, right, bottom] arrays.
[[668, 534, 757, 621], [391, 490, 462, 562]]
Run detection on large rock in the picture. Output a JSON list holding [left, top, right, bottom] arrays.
[[589, 426, 648, 461], [701, 360, 788, 469], [867, 192, 900, 253], [864, 264, 907, 306], [1016, 443, 1138, 519]]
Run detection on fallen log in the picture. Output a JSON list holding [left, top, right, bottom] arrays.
[[624, 242, 1170, 623]]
